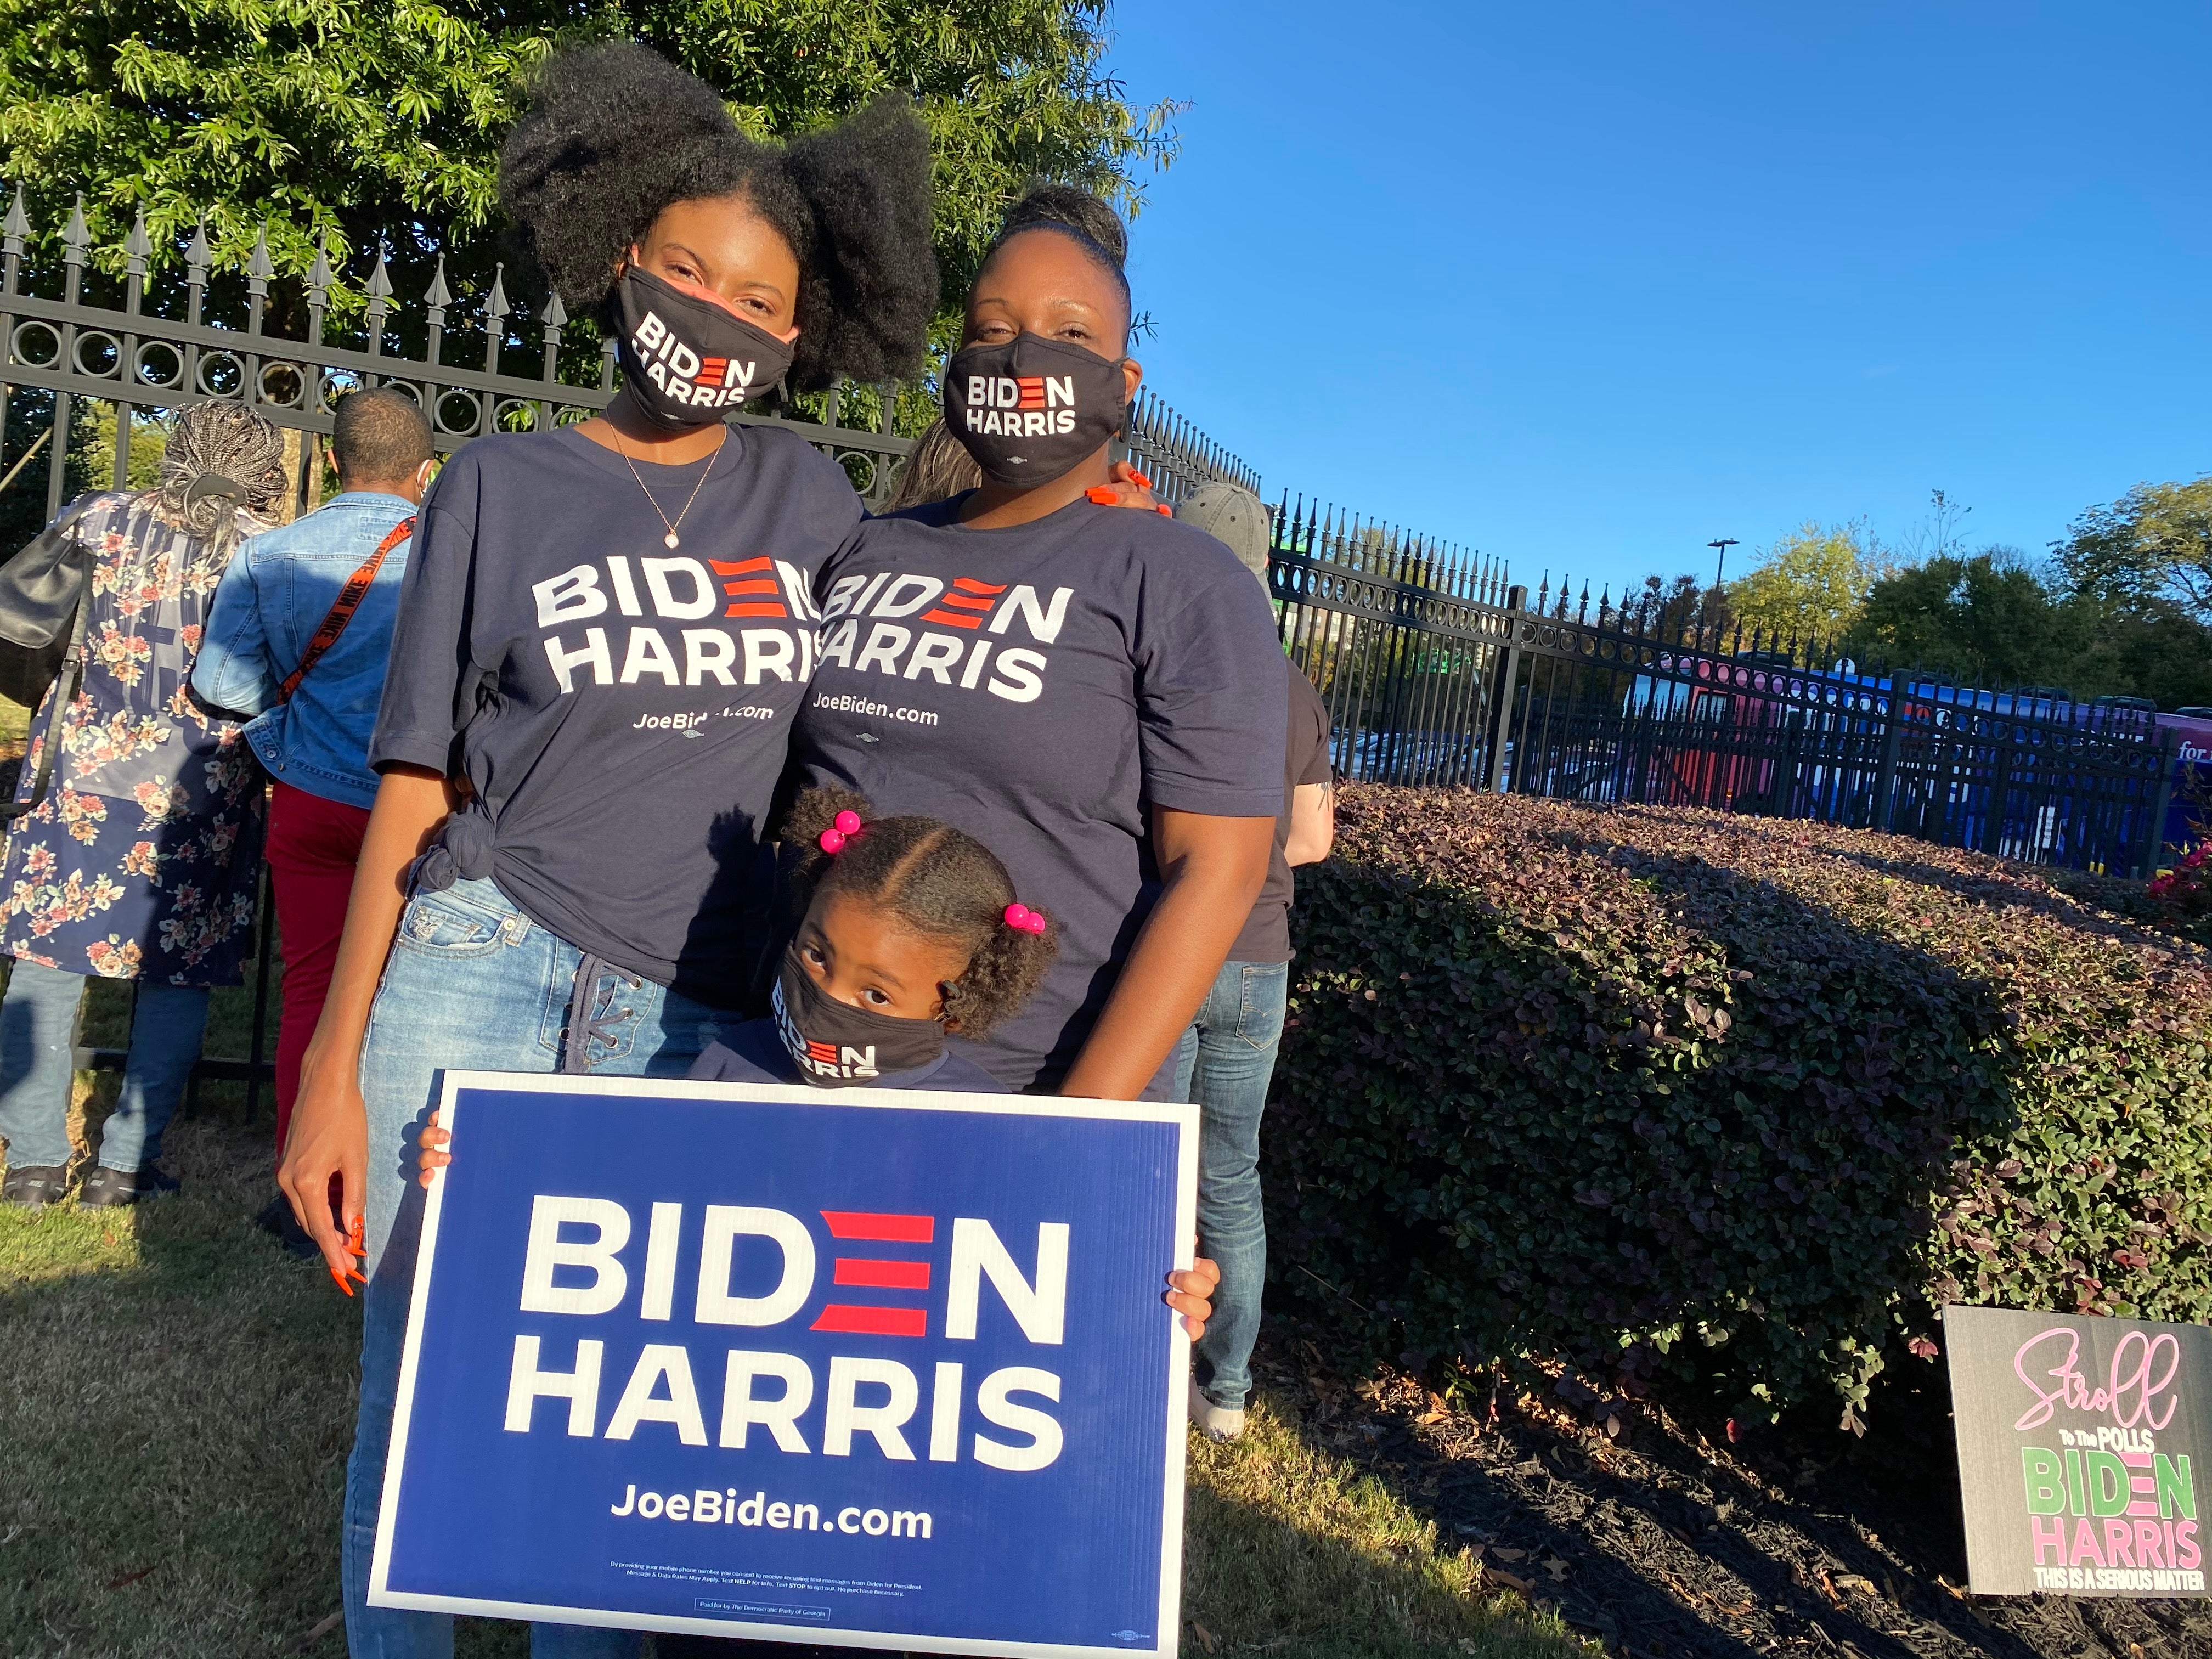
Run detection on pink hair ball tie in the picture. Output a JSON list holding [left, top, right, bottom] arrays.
[[817, 811, 864, 855], [1003, 903, 1047, 935]]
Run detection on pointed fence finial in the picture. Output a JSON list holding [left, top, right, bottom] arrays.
[[247, 224, 274, 283], [483, 261, 511, 371], [2, 184, 28, 249], [363, 244, 393, 358], [124, 206, 152, 272], [61, 193, 89, 261], [307, 234, 333, 298], [186, 219, 210, 275], [425, 253, 452, 310]]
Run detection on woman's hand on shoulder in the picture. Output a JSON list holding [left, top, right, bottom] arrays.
[[1165, 1254, 1221, 1340], [1085, 462, 1173, 517]]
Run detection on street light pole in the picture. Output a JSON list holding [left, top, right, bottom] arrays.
[[1708, 537, 1739, 590]]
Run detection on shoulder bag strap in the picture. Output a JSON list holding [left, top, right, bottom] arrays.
[[2, 524, 94, 821], [276, 514, 416, 704]]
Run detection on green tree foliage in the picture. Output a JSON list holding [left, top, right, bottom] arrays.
[[1616, 572, 1731, 648], [2056, 475, 2212, 626], [1850, 549, 2074, 690], [2049, 477, 2212, 710], [1725, 520, 1882, 657], [0, 0, 1177, 328]]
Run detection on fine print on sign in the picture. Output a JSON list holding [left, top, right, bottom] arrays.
[[1945, 1304, 2205, 1598], [369, 1073, 1198, 1657]]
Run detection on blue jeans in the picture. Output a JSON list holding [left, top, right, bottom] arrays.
[[344, 877, 727, 1659], [1173, 958, 1287, 1412], [0, 959, 210, 1172]]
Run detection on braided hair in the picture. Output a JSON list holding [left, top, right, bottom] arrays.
[[782, 787, 1056, 1039], [144, 400, 287, 564], [499, 41, 940, 392]]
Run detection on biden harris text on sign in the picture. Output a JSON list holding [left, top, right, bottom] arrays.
[[369, 1073, 1198, 1656]]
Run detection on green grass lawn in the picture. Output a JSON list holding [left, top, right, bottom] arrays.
[[0, 1098, 1583, 1659]]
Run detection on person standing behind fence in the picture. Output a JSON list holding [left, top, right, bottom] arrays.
[[0, 400, 285, 1209], [1171, 481, 1334, 1441], [193, 388, 435, 1172]]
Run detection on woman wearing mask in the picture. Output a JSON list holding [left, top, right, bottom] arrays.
[[793, 187, 1286, 1103], [275, 43, 941, 1656]]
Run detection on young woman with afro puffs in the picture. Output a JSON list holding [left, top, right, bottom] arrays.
[[273, 45, 1212, 1657]]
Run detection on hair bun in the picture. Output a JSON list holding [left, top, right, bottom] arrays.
[[998, 184, 1127, 269]]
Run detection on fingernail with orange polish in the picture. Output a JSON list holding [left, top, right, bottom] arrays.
[[1085, 486, 1118, 505]]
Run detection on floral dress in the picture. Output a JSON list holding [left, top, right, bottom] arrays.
[[0, 492, 267, 986]]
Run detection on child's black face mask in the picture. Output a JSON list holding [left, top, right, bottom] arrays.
[[772, 945, 946, 1087], [942, 332, 1129, 487]]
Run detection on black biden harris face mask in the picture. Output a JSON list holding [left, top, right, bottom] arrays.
[[771, 945, 947, 1087], [614, 267, 797, 431], [943, 333, 1131, 488]]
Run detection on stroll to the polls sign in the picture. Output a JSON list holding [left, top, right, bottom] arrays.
[[1945, 1304, 2208, 1597], [369, 1072, 1198, 1655]]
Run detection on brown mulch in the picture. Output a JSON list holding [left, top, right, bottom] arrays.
[[1254, 1339, 2211, 1658]]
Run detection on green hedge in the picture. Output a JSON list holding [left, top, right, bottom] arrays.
[[1269, 789, 2212, 1421]]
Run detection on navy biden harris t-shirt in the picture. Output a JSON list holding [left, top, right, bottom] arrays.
[[370, 423, 861, 1007], [791, 494, 1289, 1094]]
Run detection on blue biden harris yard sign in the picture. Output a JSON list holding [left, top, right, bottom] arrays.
[[368, 1073, 1199, 1656]]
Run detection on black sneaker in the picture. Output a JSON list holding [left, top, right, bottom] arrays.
[[1, 1164, 69, 1210], [255, 1193, 324, 1261], [79, 1164, 180, 1207]]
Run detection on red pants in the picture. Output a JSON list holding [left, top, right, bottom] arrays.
[[266, 781, 373, 1153]]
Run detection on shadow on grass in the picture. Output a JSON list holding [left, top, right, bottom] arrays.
[[0, 1093, 529, 1659]]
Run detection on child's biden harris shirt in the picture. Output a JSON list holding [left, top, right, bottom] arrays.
[[792, 494, 1289, 1094], [370, 424, 861, 1007]]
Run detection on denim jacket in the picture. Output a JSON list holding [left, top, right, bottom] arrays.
[[190, 491, 416, 810]]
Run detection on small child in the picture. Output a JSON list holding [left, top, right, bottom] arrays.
[[690, 786, 1057, 1093], [418, 787, 1057, 1200]]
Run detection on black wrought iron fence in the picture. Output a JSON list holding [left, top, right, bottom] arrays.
[[0, 190, 1251, 520], [0, 194, 1254, 1105], [1266, 495, 2182, 879]]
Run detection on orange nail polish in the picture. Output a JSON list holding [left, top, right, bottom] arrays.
[[329, 1265, 356, 1298], [1156, 504, 1173, 516], [1130, 469, 1153, 489], [1085, 486, 1118, 505]]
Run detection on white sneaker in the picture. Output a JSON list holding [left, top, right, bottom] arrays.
[[1188, 1379, 1246, 1442]]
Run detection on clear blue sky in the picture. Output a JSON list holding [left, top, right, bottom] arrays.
[[1106, 2, 2212, 602]]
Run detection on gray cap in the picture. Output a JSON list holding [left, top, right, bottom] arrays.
[[1176, 482, 1272, 585]]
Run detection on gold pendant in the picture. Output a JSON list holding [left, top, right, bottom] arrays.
[[664, 531, 680, 549]]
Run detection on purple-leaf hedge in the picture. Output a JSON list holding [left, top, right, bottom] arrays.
[[1269, 789, 2212, 1420]]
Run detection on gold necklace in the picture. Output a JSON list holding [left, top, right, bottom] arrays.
[[613, 427, 725, 550]]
